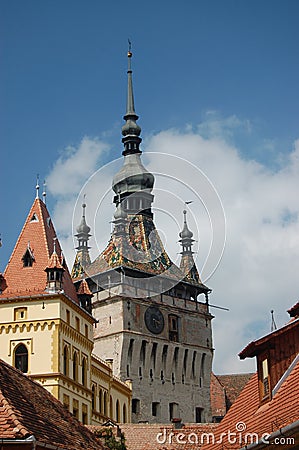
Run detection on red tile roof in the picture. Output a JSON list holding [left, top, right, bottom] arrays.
[[0, 198, 78, 303], [77, 278, 92, 295], [0, 359, 105, 449], [202, 357, 299, 449], [90, 423, 219, 450], [217, 372, 254, 410], [210, 372, 226, 418]]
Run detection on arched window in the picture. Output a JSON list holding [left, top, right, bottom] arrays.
[[14, 344, 28, 373], [116, 399, 120, 422], [63, 346, 69, 376], [123, 404, 127, 423], [104, 391, 107, 416], [91, 385, 96, 410], [73, 351, 78, 381], [81, 357, 87, 386], [99, 389, 103, 413], [110, 395, 113, 419]]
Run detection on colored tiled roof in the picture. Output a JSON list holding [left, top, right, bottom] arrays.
[[0, 198, 78, 303], [0, 359, 104, 449], [84, 214, 207, 290], [202, 358, 299, 449]]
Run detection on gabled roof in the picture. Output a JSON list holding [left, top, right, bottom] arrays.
[[239, 318, 299, 359], [0, 198, 78, 303], [0, 359, 104, 449], [202, 357, 299, 449]]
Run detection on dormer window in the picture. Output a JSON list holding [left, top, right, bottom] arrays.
[[262, 358, 270, 398], [30, 213, 39, 222], [22, 246, 35, 267]]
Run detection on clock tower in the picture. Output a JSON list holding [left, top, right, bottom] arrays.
[[73, 49, 214, 424]]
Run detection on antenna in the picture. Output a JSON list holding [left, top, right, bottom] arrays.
[[271, 310, 277, 332]]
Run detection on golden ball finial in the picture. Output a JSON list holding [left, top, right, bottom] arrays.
[[128, 51, 132, 58]]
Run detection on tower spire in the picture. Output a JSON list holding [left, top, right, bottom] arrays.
[[36, 175, 40, 199], [179, 210, 194, 255], [122, 42, 142, 156], [71, 197, 92, 278]]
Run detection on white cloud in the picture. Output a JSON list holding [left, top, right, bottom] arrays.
[[46, 123, 299, 376]]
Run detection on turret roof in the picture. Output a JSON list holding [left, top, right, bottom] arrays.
[[0, 197, 78, 303]]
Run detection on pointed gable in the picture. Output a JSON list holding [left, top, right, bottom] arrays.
[[1, 198, 78, 303]]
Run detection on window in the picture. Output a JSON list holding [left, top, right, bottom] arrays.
[[104, 391, 107, 416], [195, 407, 203, 423], [63, 345, 69, 376], [99, 389, 103, 413], [22, 248, 35, 267], [81, 356, 87, 386], [152, 402, 160, 417], [85, 324, 88, 338], [14, 344, 28, 373], [73, 399, 79, 419], [132, 398, 140, 415], [82, 404, 88, 425], [169, 315, 179, 342], [123, 404, 127, 423], [75, 317, 80, 332], [63, 394, 70, 410], [14, 307, 27, 321], [66, 310, 70, 324], [73, 351, 78, 381], [116, 399, 120, 422], [169, 402, 178, 421], [110, 395, 113, 419], [262, 358, 270, 397], [92, 385, 96, 410]]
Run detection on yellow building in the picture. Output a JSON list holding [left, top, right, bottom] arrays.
[[0, 192, 131, 425]]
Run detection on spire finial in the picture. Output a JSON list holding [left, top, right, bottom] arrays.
[[121, 41, 142, 155], [82, 194, 87, 217], [53, 237, 57, 254], [36, 174, 40, 199], [42, 180, 47, 204], [128, 38, 132, 56], [179, 209, 194, 254]]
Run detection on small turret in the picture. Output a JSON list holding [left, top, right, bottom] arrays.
[[71, 200, 91, 278], [77, 278, 93, 314], [45, 239, 64, 293]]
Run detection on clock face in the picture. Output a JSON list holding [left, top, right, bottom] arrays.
[[144, 306, 164, 334]]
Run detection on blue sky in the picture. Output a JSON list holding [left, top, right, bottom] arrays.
[[1, 0, 299, 373]]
